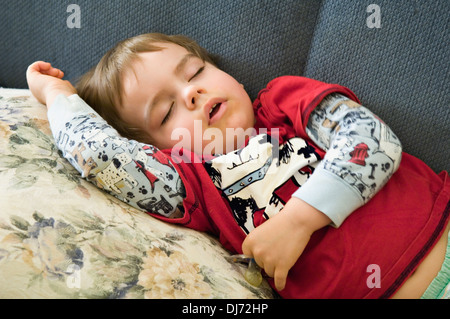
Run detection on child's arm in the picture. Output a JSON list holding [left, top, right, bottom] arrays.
[[242, 196, 330, 291], [26, 61, 77, 106], [294, 93, 402, 226], [26, 62, 186, 218], [243, 92, 402, 291]]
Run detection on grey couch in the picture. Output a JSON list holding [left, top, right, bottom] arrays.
[[0, 0, 449, 300], [1, 0, 448, 172], [0, 0, 450, 171]]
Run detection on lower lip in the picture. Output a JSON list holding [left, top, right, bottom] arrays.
[[209, 101, 227, 125]]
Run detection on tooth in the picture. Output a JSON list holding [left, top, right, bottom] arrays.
[[210, 103, 218, 113]]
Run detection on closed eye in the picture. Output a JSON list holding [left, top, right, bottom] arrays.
[[189, 66, 205, 82], [161, 102, 174, 126]]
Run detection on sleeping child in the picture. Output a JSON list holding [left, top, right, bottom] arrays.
[[26, 33, 449, 298]]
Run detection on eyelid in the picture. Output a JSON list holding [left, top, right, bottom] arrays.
[[161, 102, 174, 126], [188, 65, 205, 82]]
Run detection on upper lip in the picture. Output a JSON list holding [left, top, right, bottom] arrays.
[[203, 98, 225, 124]]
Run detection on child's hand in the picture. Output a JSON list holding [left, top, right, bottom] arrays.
[[241, 197, 331, 291], [26, 61, 77, 107]]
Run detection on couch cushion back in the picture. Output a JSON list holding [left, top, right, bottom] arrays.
[[304, 0, 449, 172], [0, 0, 322, 100], [1, 0, 447, 172]]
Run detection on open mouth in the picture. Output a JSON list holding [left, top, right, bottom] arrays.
[[209, 102, 222, 119]]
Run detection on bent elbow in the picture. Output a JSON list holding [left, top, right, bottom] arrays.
[[381, 125, 403, 173]]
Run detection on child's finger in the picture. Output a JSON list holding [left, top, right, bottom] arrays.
[[27, 61, 51, 77], [46, 68, 64, 78], [41, 65, 64, 78], [28, 61, 64, 78], [35, 61, 52, 72], [274, 267, 288, 291]]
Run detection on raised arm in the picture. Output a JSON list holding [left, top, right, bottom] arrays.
[[26, 62, 186, 218]]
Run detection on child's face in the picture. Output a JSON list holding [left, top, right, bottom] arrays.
[[120, 42, 255, 155]]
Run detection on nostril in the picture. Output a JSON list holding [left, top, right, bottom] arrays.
[[191, 97, 195, 104]]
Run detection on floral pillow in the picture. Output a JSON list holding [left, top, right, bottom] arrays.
[[0, 88, 276, 299]]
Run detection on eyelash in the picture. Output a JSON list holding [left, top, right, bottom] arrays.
[[161, 102, 174, 125], [189, 66, 205, 82], [161, 65, 205, 126]]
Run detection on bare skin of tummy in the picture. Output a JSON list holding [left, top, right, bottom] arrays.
[[391, 220, 450, 299]]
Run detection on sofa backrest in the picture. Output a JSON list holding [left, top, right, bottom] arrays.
[[1, 0, 448, 172], [304, 0, 449, 173], [0, 0, 322, 100]]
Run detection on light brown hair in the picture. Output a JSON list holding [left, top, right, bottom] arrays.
[[76, 33, 215, 143]]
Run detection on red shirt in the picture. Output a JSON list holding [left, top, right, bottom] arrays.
[[150, 76, 450, 298]]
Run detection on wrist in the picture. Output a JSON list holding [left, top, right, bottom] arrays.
[[283, 197, 331, 233], [45, 83, 76, 108]]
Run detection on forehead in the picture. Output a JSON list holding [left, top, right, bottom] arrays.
[[131, 42, 190, 74], [121, 43, 190, 96]]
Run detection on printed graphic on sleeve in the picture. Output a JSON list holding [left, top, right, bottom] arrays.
[[307, 94, 402, 203], [55, 113, 185, 218]]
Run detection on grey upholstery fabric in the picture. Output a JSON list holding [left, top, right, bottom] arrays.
[[304, 0, 449, 173], [0, 0, 321, 100], [0, 0, 448, 172]]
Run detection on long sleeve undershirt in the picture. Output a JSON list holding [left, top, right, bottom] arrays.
[[292, 93, 402, 226], [48, 92, 402, 227]]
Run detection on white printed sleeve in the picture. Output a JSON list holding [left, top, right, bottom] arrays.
[[47, 94, 186, 218], [292, 93, 402, 227]]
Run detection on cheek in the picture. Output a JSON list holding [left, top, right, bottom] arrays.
[[228, 103, 255, 129], [167, 119, 200, 151], [208, 68, 240, 90]]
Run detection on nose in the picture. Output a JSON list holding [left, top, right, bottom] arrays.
[[182, 85, 204, 110]]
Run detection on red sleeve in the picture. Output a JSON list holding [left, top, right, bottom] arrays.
[[146, 149, 247, 253], [253, 76, 360, 155]]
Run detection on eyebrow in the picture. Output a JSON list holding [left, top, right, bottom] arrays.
[[174, 53, 197, 77]]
